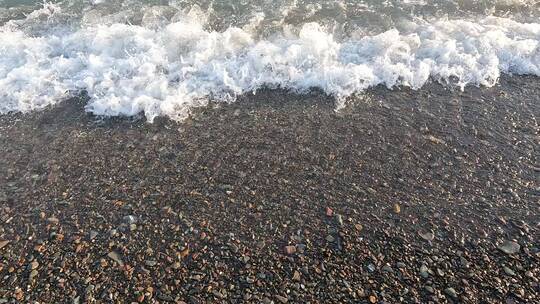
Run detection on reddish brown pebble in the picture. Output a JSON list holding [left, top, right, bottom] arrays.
[[326, 207, 333, 217]]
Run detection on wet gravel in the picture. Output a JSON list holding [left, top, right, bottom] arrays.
[[0, 76, 539, 303]]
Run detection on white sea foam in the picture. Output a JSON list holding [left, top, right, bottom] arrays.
[[0, 5, 539, 121]]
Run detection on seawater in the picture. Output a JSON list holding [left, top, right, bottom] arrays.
[[1, 0, 539, 121]]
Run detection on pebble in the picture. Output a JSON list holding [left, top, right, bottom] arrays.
[[275, 295, 288, 303], [369, 295, 377, 303], [47, 217, 59, 224], [107, 251, 124, 267], [426, 135, 445, 144], [211, 290, 225, 299], [393, 203, 401, 214], [326, 207, 333, 217], [284, 245, 296, 255], [296, 244, 306, 253], [292, 270, 301, 281], [396, 262, 406, 269], [498, 241, 520, 255], [89, 231, 98, 240], [355, 224, 363, 232], [382, 264, 393, 272], [503, 266, 516, 276], [326, 235, 335, 242], [123, 215, 137, 224], [335, 214, 344, 226], [420, 265, 429, 278], [419, 231, 435, 241], [29, 261, 39, 270], [444, 287, 458, 299], [0, 240, 10, 250], [425, 286, 434, 294], [145, 260, 157, 267], [29, 269, 38, 281]]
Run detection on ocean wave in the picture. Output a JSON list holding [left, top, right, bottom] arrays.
[[0, 3, 539, 121]]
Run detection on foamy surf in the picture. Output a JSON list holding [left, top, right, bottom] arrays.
[[0, 1, 539, 121]]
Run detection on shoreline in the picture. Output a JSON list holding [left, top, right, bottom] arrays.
[[0, 76, 539, 303]]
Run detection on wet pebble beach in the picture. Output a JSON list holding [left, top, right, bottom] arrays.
[[0, 77, 539, 303]]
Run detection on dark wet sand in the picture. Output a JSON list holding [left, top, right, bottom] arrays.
[[0, 76, 539, 303]]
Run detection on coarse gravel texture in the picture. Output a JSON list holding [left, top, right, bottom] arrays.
[[0, 76, 539, 303]]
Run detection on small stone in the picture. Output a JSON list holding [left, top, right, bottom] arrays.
[[284, 245, 296, 255], [191, 274, 202, 281], [50, 232, 64, 241], [0, 240, 10, 250], [393, 203, 401, 214], [368, 295, 377, 303], [107, 251, 124, 267], [14, 287, 23, 301], [355, 224, 363, 232], [275, 295, 288, 303], [459, 257, 470, 268], [426, 135, 445, 144], [503, 266, 515, 276], [29, 261, 39, 270], [29, 269, 38, 281], [326, 207, 333, 217], [335, 214, 344, 226], [382, 265, 393, 273], [145, 260, 157, 267], [419, 231, 435, 241], [211, 290, 225, 299], [123, 215, 137, 224], [292, 270, 301, 281], [129, 224, 137, 231], [47, 217, 59, 224], [444, 287, 458, 299], [420, 265, 429, 278], [326, 235, 335, 242], [367, 187, 377, 194], [425, 286, 434, 294], [89, 231, 98, 240], [396, 262, 406, 269], [498, 241, 520, 255], [179, 247, 190, 259]]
